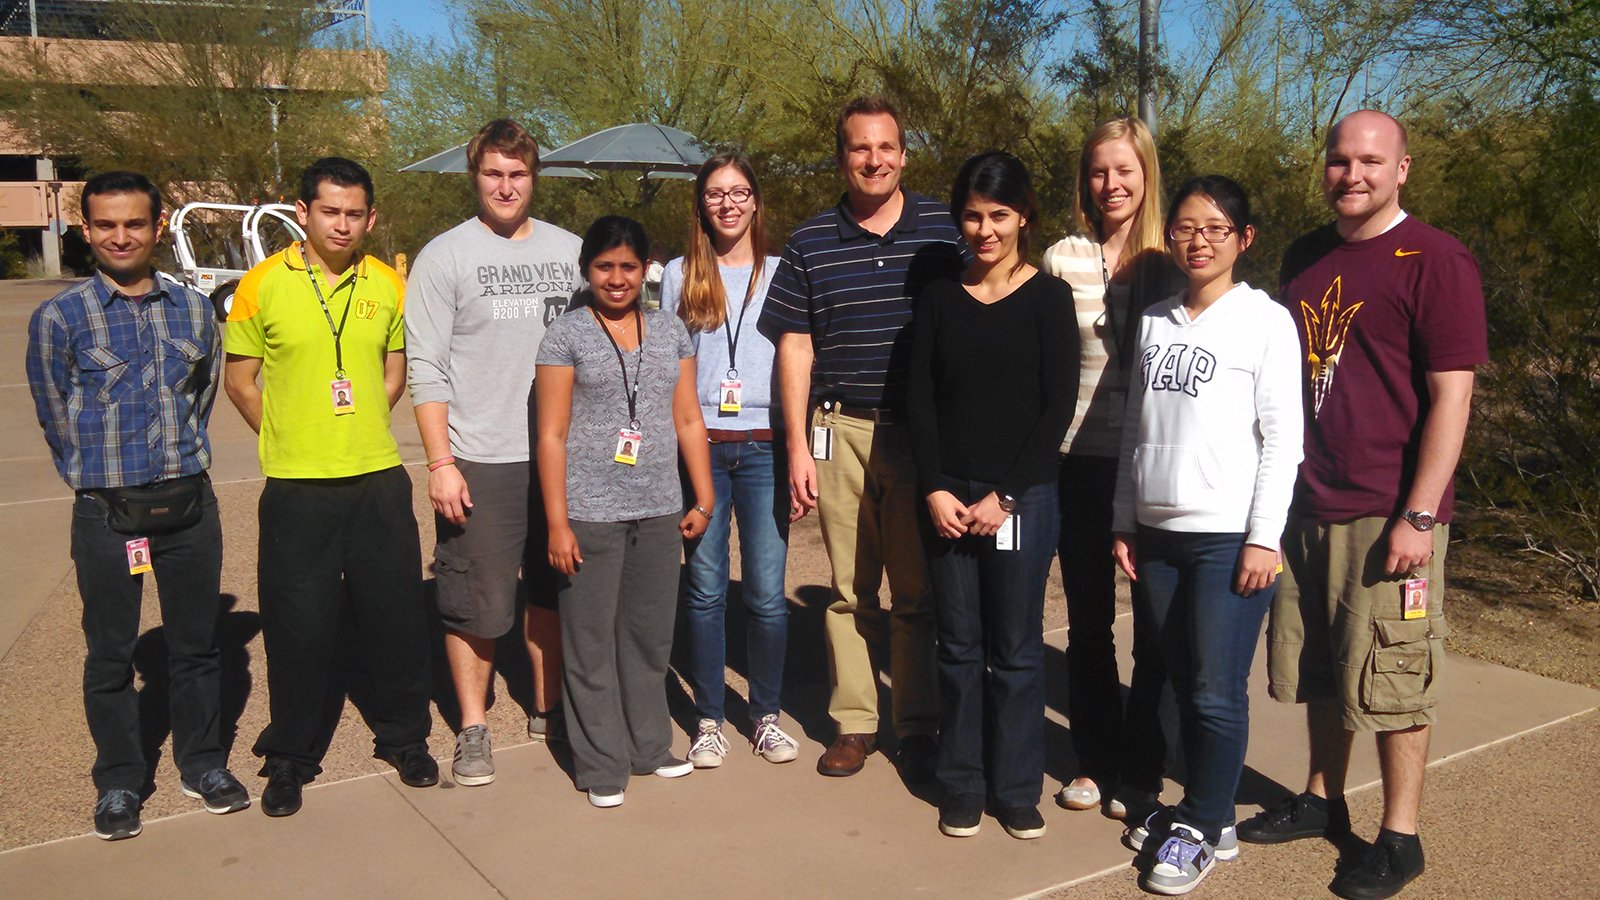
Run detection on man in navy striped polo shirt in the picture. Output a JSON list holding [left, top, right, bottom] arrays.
[[760, 95, 962, 779]]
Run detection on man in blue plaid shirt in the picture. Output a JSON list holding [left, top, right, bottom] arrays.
[[26, 171, 249, 841]]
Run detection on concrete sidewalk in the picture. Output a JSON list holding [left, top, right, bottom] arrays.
[[2, 277, 1597, 900], [3, 617, 1595, 900]]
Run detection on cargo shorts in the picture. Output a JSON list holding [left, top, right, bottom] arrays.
[[1266, 513, 1451, 733], [433, 459, 560, 640]]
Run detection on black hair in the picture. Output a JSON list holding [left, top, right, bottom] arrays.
[[1165, 175, 1252, 236], [579, 215, 650, 271], [572, 216, 650, 310], [949, 150, 1040, 269], [80, 171, 162, 223], [299, 156, 374, 208]]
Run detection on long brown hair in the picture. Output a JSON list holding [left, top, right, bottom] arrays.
[[677, 152, 767, 334], [1074, 117, 1166, 261]]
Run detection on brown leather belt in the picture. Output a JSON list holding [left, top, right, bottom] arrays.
[[831, 404, 898, 425], [706, 429, 774, 443]]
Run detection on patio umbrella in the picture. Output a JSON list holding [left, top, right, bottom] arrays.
[[398, 144, 595, 179], [540, 123, 710, 202]]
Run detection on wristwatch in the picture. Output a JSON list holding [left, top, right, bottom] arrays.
[[1401, 509, 1436, 532], [997, 493, 1019, 514]]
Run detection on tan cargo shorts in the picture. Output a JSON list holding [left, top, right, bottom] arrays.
[[1267, 513, 1451, 733]]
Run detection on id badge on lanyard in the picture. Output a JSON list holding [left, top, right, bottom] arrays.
[[719, 293, 750, 415], [594, 307, 646, 466], [307, 258, 357, 417], [720, 373, 742, 413]]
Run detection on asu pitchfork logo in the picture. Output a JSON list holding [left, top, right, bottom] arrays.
[[1301, 276, 1363, 415]]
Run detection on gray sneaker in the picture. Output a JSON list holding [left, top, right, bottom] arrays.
[[453, 725, 495, 786], [528, 707, 567, 743], [1141, 823, 1216, 895], [1128, 809, 1238, 861], [751, 714, 799, 763]]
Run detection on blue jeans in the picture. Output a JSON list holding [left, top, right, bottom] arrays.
[[929, 479, 1059, 807], [1133, 526, 1274, 844], [682, 440, 790, 723]]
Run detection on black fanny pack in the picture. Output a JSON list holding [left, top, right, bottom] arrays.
[[91, 473, 207, 535]]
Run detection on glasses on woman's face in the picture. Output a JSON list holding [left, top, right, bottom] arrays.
[[702, 187, 754, 206], [1168, 224, 1237, 243]]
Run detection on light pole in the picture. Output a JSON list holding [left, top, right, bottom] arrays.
[[1138, 0, 1160, 136], [263, 84, 289, 192]]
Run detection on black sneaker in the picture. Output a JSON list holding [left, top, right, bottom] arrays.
[[181, 768, 251, 814], [898, 735, 938, 783], [92, 789, 142, 840], [1330, 830, 1425, 900], [1237, 792, 1351, 844], [995, 804, 1047, 840], [260, 762, 303, 817], [938, 792, 984, 837], [382, 747, 440, 788]]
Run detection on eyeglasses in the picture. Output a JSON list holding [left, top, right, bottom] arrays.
[[702, 187, 754, 205], [1168, 224, 1238, 243]]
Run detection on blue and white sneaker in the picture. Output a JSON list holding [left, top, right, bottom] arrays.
[[1141, 823, 1216, 896], [1127, 809, 1238, 861]]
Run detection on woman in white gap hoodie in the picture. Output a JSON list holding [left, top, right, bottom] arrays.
[[1110, 176, 1304, 896]]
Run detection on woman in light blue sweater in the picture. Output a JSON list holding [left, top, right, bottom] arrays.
[[659, 152, 799, 768]]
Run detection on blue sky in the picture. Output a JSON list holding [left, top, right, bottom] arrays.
[[368, 0, 455, 43], [369, 0, 1207, 51]]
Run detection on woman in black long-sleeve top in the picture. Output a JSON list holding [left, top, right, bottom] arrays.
[[908, 151, 1080, 840]]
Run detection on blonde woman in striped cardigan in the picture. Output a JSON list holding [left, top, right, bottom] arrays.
[[1041, 117, 1184, 824]]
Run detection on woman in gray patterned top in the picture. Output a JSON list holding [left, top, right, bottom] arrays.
[[534, 216, 715, 808]]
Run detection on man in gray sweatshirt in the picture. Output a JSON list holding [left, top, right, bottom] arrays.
[[405, 119, 583, 786]]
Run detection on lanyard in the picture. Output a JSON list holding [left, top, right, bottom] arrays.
[[721, 284, 752, 379], [592, 306, 645, 428], [306, 257, 356, 379]]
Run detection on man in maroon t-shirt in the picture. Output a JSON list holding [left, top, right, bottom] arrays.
[[1236, 111, 1487, 900]]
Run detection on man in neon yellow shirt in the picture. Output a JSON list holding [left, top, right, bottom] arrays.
[[224, 157, 435, 818]]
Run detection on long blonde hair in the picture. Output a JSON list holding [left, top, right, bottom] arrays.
[[1074, 117, 1166, 261], [677, 152, 767, 334]]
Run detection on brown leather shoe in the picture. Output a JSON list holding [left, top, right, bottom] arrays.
[[817, 733, 878, 776]]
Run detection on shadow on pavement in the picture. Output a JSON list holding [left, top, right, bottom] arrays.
[[132, 593, 262, 796]]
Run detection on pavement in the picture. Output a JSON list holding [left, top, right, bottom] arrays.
[[1, 277, 1597, 900]]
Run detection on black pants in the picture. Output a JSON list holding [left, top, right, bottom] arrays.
[[72, 477, 226, 793], [1056, 454, 1166, 793], [929, 479, 1058, 808], [251, 466, 431, 775]]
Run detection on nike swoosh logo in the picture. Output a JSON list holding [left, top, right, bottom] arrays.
[[1395, 249, 1422, 257]]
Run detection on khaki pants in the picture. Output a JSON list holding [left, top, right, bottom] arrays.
[[812, 408, 938, 737], [1267, 514, 1451, 733]]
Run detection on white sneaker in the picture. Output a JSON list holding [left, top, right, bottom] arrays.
[[588, 788, 624, 808], [653, 756, 693, 778], [751, 714, 799, 763], [689, 718, 730, 768]]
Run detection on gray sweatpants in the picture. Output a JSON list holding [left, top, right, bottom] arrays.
[[559, 515, 682, 792]]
